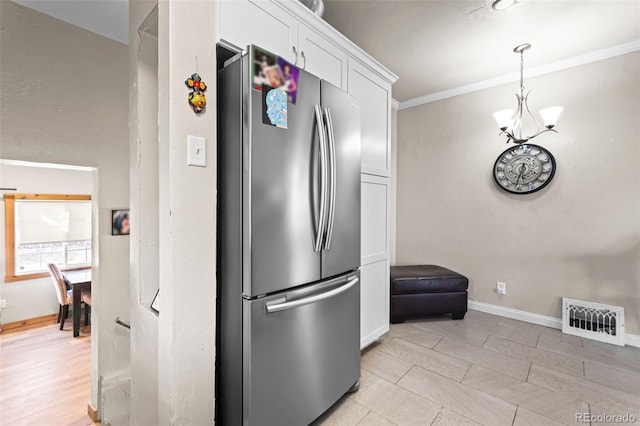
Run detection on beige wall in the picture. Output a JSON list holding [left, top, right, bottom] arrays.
[[396, 53, 640, 335], [390, 105, 398, 265], [0, 0, 130, 410]]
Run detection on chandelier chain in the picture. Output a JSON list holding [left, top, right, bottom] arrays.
[[519, 49, 524, 96]]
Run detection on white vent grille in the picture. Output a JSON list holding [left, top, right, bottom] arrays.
[[562, 298, 625, 346]]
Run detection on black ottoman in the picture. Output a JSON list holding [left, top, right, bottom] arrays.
[[390, 265, 468, 323]]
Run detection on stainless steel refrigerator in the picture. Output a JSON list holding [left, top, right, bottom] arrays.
[[216, 45, 362, 425]]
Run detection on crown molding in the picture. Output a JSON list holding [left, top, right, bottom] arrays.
[[398, 39, 640, 110], [391, 99, 399, 110]]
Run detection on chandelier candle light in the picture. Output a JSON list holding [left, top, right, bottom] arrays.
[[493, 44, 563, 144]]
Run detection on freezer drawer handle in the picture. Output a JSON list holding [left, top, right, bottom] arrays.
[[265, 277, 359, 314]]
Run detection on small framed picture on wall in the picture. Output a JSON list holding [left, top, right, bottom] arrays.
[[112, 209, 130, 235]]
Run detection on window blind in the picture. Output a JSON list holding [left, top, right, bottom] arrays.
[[15, 200, 92, 244]]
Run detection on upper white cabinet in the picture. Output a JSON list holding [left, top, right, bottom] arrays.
[[348, 61, 392, 177], [297, 25, 348, 89], [219, 0, 298, 63], [219, 0, 347, 89]]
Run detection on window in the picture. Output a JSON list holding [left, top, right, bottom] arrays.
[[4, 194, 92, 282]]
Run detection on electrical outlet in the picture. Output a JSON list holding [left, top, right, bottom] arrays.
[[0, 299, 6, 309], [496, 282, 506, 295]]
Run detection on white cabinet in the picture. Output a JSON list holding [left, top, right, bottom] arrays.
[[351, 62, 393, 347], [360, 259, 389, 348], [219, 0, 298, 62], [219, 0, 347, 89], [297, 25, 347, 89], [361, 175, 388, 265], [348, 61, 392, 177], [360, 174, 390, 348]]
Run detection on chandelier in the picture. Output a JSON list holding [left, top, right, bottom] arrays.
[[493, 44, 563, 144]]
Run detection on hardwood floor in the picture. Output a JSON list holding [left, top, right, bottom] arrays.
[[313, 310, 640, 426], [0, 319, 95, 426]]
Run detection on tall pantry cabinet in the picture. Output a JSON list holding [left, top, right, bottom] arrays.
[[218, 0, 397, 349]]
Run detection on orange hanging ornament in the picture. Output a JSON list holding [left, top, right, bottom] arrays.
[[185, 73, 207, 113]]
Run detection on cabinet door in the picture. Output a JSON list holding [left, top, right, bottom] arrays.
[[360, 259, 389, 349], [219, 0, 298, 62], [348, 60, 392, 177], [298, 25, 348, 89], [360, 174, 389, 348], [361, 175, 388, 265]]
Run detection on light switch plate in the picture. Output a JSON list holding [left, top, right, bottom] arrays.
[[187, 135, 206, 167]]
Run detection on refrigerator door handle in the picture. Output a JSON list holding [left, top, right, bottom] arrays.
[[265, 277, 359, 314], [323, 107, 337, 250], [314, 105, 329, 252]]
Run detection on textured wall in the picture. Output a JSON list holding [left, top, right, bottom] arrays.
[[128, 1, 159, 425], [396, 53, 640, 334], [155, 2, 218, 424], [0, 0, 130, 408]]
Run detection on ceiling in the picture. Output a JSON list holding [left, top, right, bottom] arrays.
[[13, 0, 129, 45], [14, 0, 640, 105], [322, 0, 640, 103]]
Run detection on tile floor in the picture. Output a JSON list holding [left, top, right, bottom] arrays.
[[312, 310, 640, 426]]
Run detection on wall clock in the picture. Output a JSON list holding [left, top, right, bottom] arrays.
[[493, 144, 556, 194]]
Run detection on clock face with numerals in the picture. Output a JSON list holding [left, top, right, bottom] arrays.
[[493, 144, 556, 194]]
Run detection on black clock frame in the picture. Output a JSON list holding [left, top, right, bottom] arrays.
[[492, 143, 556, 195]]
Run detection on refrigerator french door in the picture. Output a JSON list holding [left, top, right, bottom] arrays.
[[217, 45, 362, 426]]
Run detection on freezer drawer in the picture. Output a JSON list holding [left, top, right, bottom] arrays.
[[242, 272, 360, 425]]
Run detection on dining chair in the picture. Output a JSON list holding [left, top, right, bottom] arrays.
[[47, 263, 72, 330], [81, 292, 91, 326]]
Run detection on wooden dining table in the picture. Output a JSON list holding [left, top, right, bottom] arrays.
[[63, 269, 92, 338]]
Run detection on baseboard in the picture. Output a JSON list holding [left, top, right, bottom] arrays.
[[87, 403, 99, 422], [468, 300, 562, 329], [624, 333, 640, 348], [1, 313, 58, 332], [468, 300, 640, 348]]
